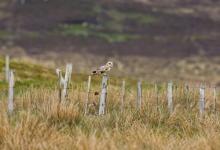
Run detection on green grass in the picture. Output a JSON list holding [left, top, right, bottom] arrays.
[[0, 30, 11, 40], [0, 56, 57, 94], [59, 24, 140, 43], [95, 32, 139, 43], [0, 55, 166, 99], [107, 9, 157, 25], [57, 8, 157, 43], [0, 56, 136, 96], [61, 24, 90, 37]]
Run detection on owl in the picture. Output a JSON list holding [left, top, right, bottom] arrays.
[[92, 61, 113, 75]]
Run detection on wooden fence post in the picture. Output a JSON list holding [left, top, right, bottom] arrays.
[[199, 86, 205, 118], [65, 63, 73, 84], [137, 81, 142, 110], [155, 83, 159, 112], [84, 75, 91, 115], [213, 86, 217, 113], [5, 55, 10, 82], [167, 81, 173, 113], [56, 64, 73, 102], [56, 69, 63, 102], [62, 63, 73, 101], [98, 75, 108, 115], [8, 70, 14, 114], [184, 83, 190, 109], [121, 80, 126, 112]]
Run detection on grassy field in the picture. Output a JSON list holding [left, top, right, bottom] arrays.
[[0, 56, 219, 149]]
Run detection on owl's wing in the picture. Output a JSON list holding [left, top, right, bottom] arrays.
[[92, 69, 98, 75], [99, 65, 106, 71], [91, 65, 105, 75]]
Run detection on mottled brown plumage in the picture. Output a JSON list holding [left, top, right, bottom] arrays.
[[92, 61, 113, 75]]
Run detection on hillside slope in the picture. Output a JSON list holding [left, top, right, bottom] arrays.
[[0, 0, 220, 57]]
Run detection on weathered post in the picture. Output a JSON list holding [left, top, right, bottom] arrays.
[[8, 70, 14, 114], [137, 80, 142, 110], [213, 86, 217, 113], [65, 63, 73, 84], [62, 63, 73, 101], [184, 83, 190, 109], [120, 80, 126, 112], [56, 64, 73, 102], [84, 75, 91, 115], [5, 55, 10, 82], [56, 69, 64, 102], [98, 75, 108, 115], [199, 86, 205, 118], [167, 81, 173, 113], [155, 83, 159, 113]]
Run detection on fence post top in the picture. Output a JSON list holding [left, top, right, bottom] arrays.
[[102, 74, 108, 78], [200, 84, 205, 89], [168, 81, 173, 86], [56, 68, 61, 76]]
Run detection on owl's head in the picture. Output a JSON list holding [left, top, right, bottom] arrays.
[[106, 61, 113, 68]]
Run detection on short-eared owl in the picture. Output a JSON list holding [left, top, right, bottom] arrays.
[[92, 61, 113, 75]]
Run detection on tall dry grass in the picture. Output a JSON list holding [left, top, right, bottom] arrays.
[[0, 82, 219, 150]]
